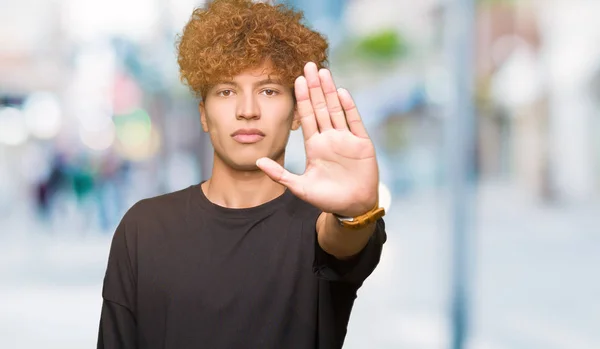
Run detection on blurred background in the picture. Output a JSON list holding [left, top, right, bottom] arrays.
[[1, 0, 599, 348]]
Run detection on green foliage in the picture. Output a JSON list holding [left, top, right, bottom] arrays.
[[353, 29, 408, 62]]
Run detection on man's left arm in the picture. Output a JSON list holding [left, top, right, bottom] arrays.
[[255, 61, 387, 275], [313, 212, 386, 284], [316, 212, 376, 260]]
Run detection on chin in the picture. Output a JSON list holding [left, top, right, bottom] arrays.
[[221, 154, 263, 172], [230, 162, 262, 172], [215, 147, 285, 172]]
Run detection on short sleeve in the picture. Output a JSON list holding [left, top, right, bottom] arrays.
[[313, 218, 387, 285]]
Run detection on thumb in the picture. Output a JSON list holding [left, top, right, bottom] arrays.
[[256, 158, 305, 198]]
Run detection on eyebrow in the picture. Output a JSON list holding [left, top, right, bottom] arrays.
[[217, 78, 284, 88]]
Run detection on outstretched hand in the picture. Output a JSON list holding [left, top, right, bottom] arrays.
[[256, 62, 379, 217]]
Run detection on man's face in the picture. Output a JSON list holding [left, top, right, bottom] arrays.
[[199, 65, 300, 171]]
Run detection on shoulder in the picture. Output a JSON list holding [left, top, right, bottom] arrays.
[[106, 187, 199, 280], [119, 186, 196, 231], [130, 186, 193, 216]]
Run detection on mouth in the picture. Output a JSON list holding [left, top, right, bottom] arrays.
[[231, 128, 265, 144]]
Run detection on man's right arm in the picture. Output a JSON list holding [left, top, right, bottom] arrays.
[[97, 299, 137, 348], [97, 217, 138, 348]]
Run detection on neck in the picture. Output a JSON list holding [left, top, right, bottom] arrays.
[[201, 153, 287, 209]]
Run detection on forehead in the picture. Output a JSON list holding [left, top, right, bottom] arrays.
[[220, 63, 284, 84]]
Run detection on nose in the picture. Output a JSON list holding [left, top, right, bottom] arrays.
[[236, 93, 260, 120]]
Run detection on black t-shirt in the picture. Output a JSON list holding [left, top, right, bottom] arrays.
[[97, 184, 386, 349]]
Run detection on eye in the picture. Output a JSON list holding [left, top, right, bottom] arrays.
[[261, 89, 278, 96], [217, 89, 234, 97]]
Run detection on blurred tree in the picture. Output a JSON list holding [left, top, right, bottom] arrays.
[[354, 29, 408, 62], [333, 28, 409, 66]]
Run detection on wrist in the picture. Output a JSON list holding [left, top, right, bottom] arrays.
[[331, 201, 385, 230], [332, 198, 378, 218]]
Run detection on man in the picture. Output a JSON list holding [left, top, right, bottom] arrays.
[[97, 0, 387, 348]]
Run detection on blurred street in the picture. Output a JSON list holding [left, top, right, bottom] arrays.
[[2, 0, 600, 348], [1, 181, 598, 349]]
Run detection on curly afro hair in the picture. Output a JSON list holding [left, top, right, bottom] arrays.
[[176, 0, 329, 100]]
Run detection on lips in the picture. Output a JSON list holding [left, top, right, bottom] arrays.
[[231, 128, 265, 144]]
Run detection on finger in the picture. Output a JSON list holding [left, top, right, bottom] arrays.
[[304, 62, 332, 132], [256, 157, 306, 199], [337, 88, 369, 138], [318, 69, 347, 131], [294, 76, 317, 141]]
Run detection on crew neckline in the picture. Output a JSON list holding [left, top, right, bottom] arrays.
[[192, 181, 294, 219]]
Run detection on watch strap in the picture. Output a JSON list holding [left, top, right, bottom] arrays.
[[333, 204, 386, 230]]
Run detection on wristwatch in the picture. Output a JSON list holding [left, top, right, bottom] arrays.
[[332, 203, 386, 230]]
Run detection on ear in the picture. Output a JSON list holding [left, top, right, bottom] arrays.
[[199, 101, 209, 132], [291, 106, 301, 131]]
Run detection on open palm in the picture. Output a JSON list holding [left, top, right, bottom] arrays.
[[257, 62, 380, 217]]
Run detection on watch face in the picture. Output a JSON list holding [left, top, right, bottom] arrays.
[[337, 216, 355, 222]]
